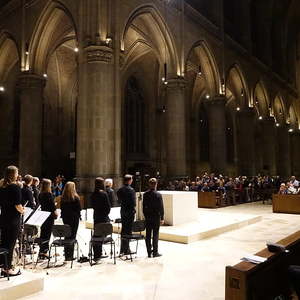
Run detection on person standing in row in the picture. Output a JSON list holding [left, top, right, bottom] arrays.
[[22, 174, 35, 209], [105, 178, 118, 207], [38, 179, 57, 259], [143, 178, 164, 258], [60, 182, 81, 261], [32, 177, 40, 208], [117, 174, 136, 255], [90, 177, 111, 261], [0, 166, 24, 276]]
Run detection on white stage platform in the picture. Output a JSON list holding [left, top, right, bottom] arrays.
[[0, 271, 44, 300], [86, 207, 262, 244]]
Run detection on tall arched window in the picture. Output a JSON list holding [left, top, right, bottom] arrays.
[[125, 76, 146, 155]]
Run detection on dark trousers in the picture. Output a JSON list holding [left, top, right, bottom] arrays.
[[39, 217, 54, 254], [145, 218, 160, 255], [288, 265, 300, 298], [120, 213, 134, 254], [62, 216, 79, 260], [0, 222, 20, 269]]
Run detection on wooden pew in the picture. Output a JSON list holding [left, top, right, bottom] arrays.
[[273, 194, 300, 214], [198, 192, 224, 208], [225, 231, 300, 300]]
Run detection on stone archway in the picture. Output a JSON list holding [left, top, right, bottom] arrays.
[[185, 40, 221, 175], [226, 64, 253, 175], [273, 94, 290, 178], [122, 4, 183, 178], [28, 4, 78, 178], [0, 32, 20, 171]]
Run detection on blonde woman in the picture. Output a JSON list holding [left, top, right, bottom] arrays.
[[0, 166, 24, 276], [38, 179, 57, 258], [60, 182, 81, 260]]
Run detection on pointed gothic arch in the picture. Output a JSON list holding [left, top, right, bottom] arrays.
[[226, 64, 249, 108], [28, 1, 77, 74], [121, 4, 180, 77]]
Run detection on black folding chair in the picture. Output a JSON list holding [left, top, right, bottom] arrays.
[[121, 220, 145, 262], [47, 225, 79, 269], [23, 224, 49, 267], [89, 223, 116, 266]]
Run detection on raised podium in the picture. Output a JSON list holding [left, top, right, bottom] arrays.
[[159, 191, 198, 226]]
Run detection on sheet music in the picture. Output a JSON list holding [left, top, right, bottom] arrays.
[[24, 207, 33, 222], [241, 254, 267, 264], [109, 207, 121, 221], [26, 210, 51, 226]]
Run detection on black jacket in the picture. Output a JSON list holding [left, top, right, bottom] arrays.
[[22, 185, 35, 209], [105, 187, 118, 207], [143, 189, 164, 220], [117, 184, 136, 216], [91, 190, 111, 223]]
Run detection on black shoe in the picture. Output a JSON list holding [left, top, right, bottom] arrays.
[[93, 257, 101, 263], [1, 269, 21, 277], [153, 253, 162, 258]]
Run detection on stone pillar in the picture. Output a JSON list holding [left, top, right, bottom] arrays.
[[76, 0, 122, 192], [290, 132, 300, 177], [76, 45, 116, 192], [17, 73, 45, 176], [205, 96, 227, 175], [236, 108, 255, 176], [276, 124, 291, 178], [166, 78, 186, 177], [261, 117, 276, 175]]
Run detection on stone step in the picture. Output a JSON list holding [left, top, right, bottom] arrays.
[[0, 271, 44, 300]]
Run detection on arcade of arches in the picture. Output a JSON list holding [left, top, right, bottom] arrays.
[[1, 0, 300, 192]]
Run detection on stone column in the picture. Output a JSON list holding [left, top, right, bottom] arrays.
[[205, 96, 227, 175], [76, 45, 116, 192], [276, 124, 291, 178], [76, 0, 122, 192], [261, 117, 276, 175], [17, 73, 45, 176], [165, 78, 187, 177], [290, 132, 300, 177], [236, 108, 255, 176]]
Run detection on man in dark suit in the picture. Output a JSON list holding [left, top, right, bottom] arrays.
[[117, 174, 136, 255], [143, 178, 164, 258]]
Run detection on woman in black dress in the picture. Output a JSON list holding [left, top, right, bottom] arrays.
[[0, 165, 24, 276], [60, 182, 81, 260], [91, 177, 111, 261], [38, 179, 57, 258]]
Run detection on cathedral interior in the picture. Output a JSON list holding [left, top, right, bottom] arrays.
[[0, 0, 300, 189], [2, 2, 300, 300]]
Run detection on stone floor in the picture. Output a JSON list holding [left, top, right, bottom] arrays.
[[20, 201, 300, 300]]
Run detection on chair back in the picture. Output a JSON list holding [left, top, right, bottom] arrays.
[[24, 224, 39, 237], [132, 220, 145, 232], [93, 223, 112, 237], [52, 224, 72, 238]]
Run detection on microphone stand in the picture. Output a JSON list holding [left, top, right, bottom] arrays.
[[135, 172, 142, 221], [19, 201, 28, 269]]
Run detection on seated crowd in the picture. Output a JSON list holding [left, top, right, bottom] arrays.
[[163, 173, 300, 203]]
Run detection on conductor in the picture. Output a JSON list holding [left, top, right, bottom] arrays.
[[143, 178, 164, 258], [117, 174, 136, 255]]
